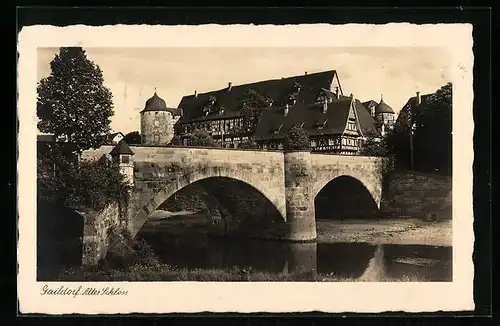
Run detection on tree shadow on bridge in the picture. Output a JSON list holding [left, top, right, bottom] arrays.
[[140, 176, 286, 240], [315, 175, 379, 220]]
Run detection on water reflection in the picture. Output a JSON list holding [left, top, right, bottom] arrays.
[[139, 232, 452, 282]]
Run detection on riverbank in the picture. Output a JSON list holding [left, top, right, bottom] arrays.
[[316, 218, 453, 247], [38, 214, 452, 282], [41, 264, 428, 282], [144, 211, 453, 247]]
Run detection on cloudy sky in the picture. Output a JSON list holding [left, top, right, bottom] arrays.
[[37, 47, 451, 134]]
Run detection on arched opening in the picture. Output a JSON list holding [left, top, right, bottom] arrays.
[[135, 176, 287, 272], [315, 175, 379, 220]]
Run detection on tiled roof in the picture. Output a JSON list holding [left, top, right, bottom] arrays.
[[354, 100, 382, 138], [110, 140, 135, 156], [362, 100, 378, 114], [362, 100, 378, 108], [176, 70, 338, 124], [254, 96, 380, 141]]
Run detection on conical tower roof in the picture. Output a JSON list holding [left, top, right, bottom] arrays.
[[110, 140, 134, 156]]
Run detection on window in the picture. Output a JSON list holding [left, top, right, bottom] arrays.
[[311, 140, 317, 147], [328, 139, 334, 146], [121, 155, 130, 164], [346, 122, 357, 131]]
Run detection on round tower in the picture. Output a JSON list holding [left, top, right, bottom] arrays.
[[140, 90, 179, 146], [374, 94, 395, 132]]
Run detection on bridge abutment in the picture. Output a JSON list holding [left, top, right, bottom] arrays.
[[283, 151, 317, 241]]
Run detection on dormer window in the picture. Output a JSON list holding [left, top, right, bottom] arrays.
[[265, 98, 273, 107], [271, 124, 283, 134], [286, 94, 297, 106], [219, 106, 225, 115], [202, 106, 211, 116], [208, 96, 216, 106], [315, 89, 329, 105], [293, 82, 302, 93], [315, 119, 328, 129]]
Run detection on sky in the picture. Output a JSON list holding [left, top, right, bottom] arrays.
[[37, 47, 451, 134]]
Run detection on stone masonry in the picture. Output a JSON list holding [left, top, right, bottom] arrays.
[[81, 145, 384, 265]]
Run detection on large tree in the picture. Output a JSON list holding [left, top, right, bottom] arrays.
[[413, 82, 452, 175], [388, 82, 452, 175], [37, 47, 114, 153]]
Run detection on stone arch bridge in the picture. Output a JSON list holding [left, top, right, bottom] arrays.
[[80, 145, 384, 265]]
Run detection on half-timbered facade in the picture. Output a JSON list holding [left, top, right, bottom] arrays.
[[175, 70, 381, 154]]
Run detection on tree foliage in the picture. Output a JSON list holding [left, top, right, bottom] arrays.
[[37, 47, 114, 153], [185, 129, 218, 147], [389, 82, 452, 175], [283, 125, 311, 151], [123, 131, 142, 144], [169, 135, 183, 146], [37, 146, 131, 211], [359, 136, 389, 157], [240, 89, 270, 132], [237, 138, 260, 149]]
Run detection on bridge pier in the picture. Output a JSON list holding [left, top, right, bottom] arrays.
[[283, 151, 317, 241]]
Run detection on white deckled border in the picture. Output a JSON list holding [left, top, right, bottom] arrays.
[[17, 23, 474, 314]]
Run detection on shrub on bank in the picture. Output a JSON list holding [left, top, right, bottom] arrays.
[[98, 226, 161, 271]]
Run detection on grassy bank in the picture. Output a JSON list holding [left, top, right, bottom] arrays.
[[42, 264, 427, 282]]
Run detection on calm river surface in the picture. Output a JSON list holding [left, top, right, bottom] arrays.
[[139, 216, 453, 282]]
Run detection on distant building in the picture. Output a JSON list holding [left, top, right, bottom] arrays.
[[140, 91, 183, 146], [362, 94, 396, 137], [396, 91, 431, 127], [103, 132, 125, 145], [175, 70, 381, 154]]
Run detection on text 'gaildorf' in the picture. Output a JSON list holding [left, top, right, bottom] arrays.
[[40, 285, 128, 297]]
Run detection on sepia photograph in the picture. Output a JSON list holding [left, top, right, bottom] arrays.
[[35, 47, 453, 283], [17, 23, 474, 314]]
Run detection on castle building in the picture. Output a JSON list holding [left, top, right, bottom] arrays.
[[362, 94, 396, 136], [175, 70, 382, 154], [140, 90, 183, 146]]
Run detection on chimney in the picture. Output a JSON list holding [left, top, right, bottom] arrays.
[[194, 90, 198, 98], [305, 71, 308, 75], [335, 87, 340, 99], [284, 104, 289, 116], [416, 91, 421, 105], [228, 82, 232, 91]]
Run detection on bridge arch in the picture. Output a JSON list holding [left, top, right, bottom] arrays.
[[129, 167, 286, 237], [313, 173, 381, 220], [313, 170, 382, 207]]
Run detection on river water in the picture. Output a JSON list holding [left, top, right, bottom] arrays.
[[138, 216, 452, 282]]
